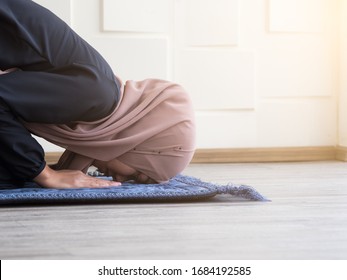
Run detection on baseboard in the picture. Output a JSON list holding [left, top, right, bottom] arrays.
[[336, 146, 347, 161], [45, 146, 346, 165], [45, 152, 64, 165], [191, 146, 337, 163]]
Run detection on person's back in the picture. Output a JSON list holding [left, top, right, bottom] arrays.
[[0, 0, 120, 186], [0, 0, 195, 188]]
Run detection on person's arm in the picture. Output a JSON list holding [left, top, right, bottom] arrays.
[[34, 164, 121, 189], [0, 100, 120, 188]]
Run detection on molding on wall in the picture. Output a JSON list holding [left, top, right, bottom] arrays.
[[336, 146, 347, 161], [191, 146, 337, 163], [45, 152, 64, 165], [45, 146, 347, 165]]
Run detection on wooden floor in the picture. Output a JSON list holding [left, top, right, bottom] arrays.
[[1, 161, 347, 260]]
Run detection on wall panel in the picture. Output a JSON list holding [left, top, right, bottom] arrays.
[[176, 50, 255, 110], [184, 0, 238, 46], [257, 99, 336, 147], [103, 0, 171, 33], [258, 44, 334, 97], [195, 111, 257, 148], [269, 0, 326, 33]]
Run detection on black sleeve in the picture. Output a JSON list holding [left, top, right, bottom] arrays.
[[0, 99, 46, 182]]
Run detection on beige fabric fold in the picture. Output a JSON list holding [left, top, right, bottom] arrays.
[[25, 78, 196, 182]]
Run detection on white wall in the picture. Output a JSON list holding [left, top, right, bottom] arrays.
[[340, 0, 347, 147], [33, 0, 340, 151]]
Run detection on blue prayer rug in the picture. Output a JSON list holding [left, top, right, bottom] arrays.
[[0, 174, 269, 205]]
